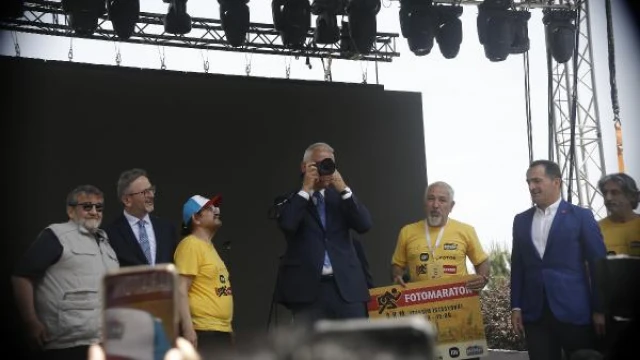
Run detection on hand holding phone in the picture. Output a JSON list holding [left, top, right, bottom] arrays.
[[102, 264, 179, 360]]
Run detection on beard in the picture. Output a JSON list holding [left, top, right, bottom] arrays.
[[426, 214, 445, 227], [78, 218, 102, 233]]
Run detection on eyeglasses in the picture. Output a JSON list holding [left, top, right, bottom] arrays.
[[69, 202, 104, 212], [127, 186, 156, 197]]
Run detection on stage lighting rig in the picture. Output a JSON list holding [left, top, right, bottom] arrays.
[[477, 0, 530, 62], [399, 0, 438, 56], [311, 0, 344, 44], [509, 10, 531, 54], [434, 3, 463, 59], [61, 0, 105, 36], [163, 0, 192, 35], [0, 0, 24, 20], [272, 0, 311, 49], [219, 0, 250, 47], [543, 8, 577, 63], [345, 0, 381, 55], [107, 0, 139, 40]]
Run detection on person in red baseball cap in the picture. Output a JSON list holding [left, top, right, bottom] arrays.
[[174, 194, 234, 358]]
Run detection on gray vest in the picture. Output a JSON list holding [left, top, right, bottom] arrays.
[[35, 221, 119, 349]]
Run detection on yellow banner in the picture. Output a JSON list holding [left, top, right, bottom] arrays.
[[367, 275, 488, 359]]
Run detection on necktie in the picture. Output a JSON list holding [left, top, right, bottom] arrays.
[[313, 191, 326, 228], [138, 220, 153, 264], [313, 191, 332, 273]]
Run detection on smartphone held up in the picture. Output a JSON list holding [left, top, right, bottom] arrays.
[[102, 264, 179, 360]]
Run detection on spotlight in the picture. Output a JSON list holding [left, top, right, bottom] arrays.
[[509, 10, 531, 54], [311, 0, 343, 44], [219, 0, 250, 47], [435, 4, 463, 59], [164, 0, 191, 35], [345, 0, 381, 55], [107, 0, 139, 40], [272, 0, 311, 49], [0, 0, 24, 20], [399, 0, 438, 56], [477, 0, 513, 62], [543, 9, 576, 63], [62, 0, 105, 36]]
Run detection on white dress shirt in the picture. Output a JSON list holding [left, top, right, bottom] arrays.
[[123, 211, 157, 264], [531, 197, 562, 258]]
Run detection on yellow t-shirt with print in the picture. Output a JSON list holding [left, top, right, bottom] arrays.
[[598, 216, 640, 256], [174, 235, 233, 332], [391, 218, 488, 282]]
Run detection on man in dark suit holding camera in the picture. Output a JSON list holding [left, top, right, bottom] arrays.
[[276, 142, 373, 322]]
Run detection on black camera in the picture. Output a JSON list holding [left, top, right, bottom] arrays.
[[316, 158, 336, 176]]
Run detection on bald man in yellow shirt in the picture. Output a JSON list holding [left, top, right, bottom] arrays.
[[391, 181, 491, 290]]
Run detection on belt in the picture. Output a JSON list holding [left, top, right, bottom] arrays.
[[320, 274, 334, 281]]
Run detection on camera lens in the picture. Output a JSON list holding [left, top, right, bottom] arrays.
[[317, 158, 336, 176]]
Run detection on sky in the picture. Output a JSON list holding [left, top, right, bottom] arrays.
[[1, 0, 638, 251]]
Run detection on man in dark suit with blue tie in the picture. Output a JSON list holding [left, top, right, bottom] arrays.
[[510, 160, 607, 360], [276, 142, 372, 322], [104, 168, 178, 267]]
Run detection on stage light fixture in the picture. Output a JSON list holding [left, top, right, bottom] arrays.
[[163, 0, 191, 35], [543, 8, 577, 63], [399, 0, 438, 56], [272, 0, 311, 49], [0, 0, 24, 20], [61, 0, 105, 36], [509, 10, 531, 54], [311, 0, 343, 44], [477, 0, 513, 62], [435, 4, 463, 59], [219, 0, 250, 47], [107, 0, 139, 40], [345, 0, 381, 55]]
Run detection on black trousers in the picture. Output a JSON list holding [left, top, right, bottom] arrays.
[[524, 298, 596, 360], [195, 330, 233, 360], [34, 345, 90, 360], [289, 275, 367, 325]]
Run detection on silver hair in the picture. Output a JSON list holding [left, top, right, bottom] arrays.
[[116, 168, 148, 200], [598, 172, 639, 210], [66, 185, 104, 208], [302, 142, 334, 162], [425, 181, 455, 202]]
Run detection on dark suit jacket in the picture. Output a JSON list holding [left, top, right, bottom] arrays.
[[104, 213, 178, 267], [276, 188, 372, 306], [510, 200, 606, 325], [353, 235, 374, 289]]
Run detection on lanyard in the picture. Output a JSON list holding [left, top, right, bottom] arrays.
[[425, 220, 447, 259]]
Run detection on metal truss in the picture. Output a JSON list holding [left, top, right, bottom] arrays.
[[0, 0, 399, 62], [548, 0, 607, 218]]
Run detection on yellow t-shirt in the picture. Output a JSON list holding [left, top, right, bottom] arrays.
[[391, 219, 489, 282], [598, 216, 640, 256], [174, 235, 233, 332]]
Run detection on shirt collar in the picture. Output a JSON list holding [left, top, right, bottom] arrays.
[[536, 197, 562, 214], [124, 210, 151, 226]]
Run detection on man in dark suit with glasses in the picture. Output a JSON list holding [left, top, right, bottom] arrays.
[[104, 168, 178, 267]]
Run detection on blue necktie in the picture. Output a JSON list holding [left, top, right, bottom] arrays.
[[313, 191, 326, 228], [313, 192, 332, 273], [138, 220, 153, 264]]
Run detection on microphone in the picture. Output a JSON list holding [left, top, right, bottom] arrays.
[[268, 191, 296, 220]]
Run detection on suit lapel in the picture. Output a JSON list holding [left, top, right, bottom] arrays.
[[544, 200, 569, 258], [118, 214, 148, 264], [151, 217, 163, 262], [523, 208, 541, 260]]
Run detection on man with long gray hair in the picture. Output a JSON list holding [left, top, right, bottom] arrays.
[[12, 185, 119, 360]]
